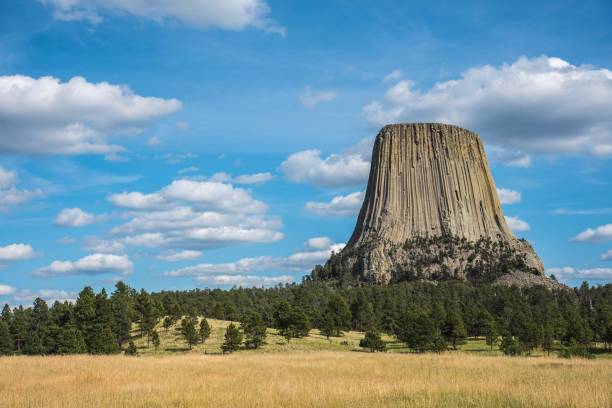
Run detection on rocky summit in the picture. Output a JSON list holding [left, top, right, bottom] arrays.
[[314, 123, 553, 287]]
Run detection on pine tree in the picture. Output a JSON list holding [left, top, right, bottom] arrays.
[[10, 306, 27, 353], [125, 341, 138, 356], [0, 320, 13, 355], [359, 330, 386, 352], [1, 303, 12, 325], [322, 294, 351, 337], [199, 318, 211, 343], [163, 316, 173, 333], [274, 301, 310, 342], [483, 316, 499, 351], [241, 311, 267, 349], [30, 298, 52, 353], [542, 322, 555, 356], [56, 325, 87, 354], [180, 317, 198, 350], [74, 287, 97, 351], [221, 323, 243, 353], [396, 312, 437, 353], [442, 309, 468, 350], [151, 330, 160, 350], [351, 292, 376, 331], [111, 281, 134, 347]]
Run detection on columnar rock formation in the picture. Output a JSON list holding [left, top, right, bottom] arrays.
[[317, 123, 546, 285]]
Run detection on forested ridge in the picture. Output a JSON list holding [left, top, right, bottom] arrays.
[[1, 280, 611, 357]]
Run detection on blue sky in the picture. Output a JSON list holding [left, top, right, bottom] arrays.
[[1, 0, 612, 304]]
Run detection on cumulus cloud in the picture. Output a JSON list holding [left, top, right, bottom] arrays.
[[110, 179, 267, 213], [0, 75, 181, 155], [383, 69, 402, 83], [280, 139, 372, 188], [164, 237, 343, 286], [487, 147, 531, 167], [40, 0, 286, 35], [305, 191, 364, 216], [299, 86, 338, 108], [497, 188, 521, 205], [84, 238, 125, 254], [547, 266, 612, 281], [601, 249, 612, 261], [0, 243, 37, 262], [505, 215, 530, 232], [0, 284, 16, 296], [0, 166, 43, 210], [234, 172, 275, 185], [156, 250, 203, 262], [573, 224, 612, 243], [108, 179, 282, 249], [0, 166, 16, 189], [207, 172, 275, 185], [12, 288, 78, 304], [364, 56, 612, 156], [195, 274, 293, 287], [35, 253, 133, 277], [553, 208, 612, 216], [55, 207, 106, 227]]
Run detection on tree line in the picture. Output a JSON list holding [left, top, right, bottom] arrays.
[[1, 280, 611, 356]]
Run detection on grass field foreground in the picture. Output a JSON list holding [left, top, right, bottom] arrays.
[[1, 352, 611, 408]]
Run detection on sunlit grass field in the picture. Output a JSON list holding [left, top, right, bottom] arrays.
[[1, 352, 611, 407], [1, 318, 611, 407]]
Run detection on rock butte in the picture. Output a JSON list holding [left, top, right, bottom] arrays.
[[330, 123, 547, 285]]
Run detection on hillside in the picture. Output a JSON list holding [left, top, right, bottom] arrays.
[[130, 317, 611, 358]]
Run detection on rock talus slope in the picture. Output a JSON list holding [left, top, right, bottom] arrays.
[[326, 123, 545, 284]]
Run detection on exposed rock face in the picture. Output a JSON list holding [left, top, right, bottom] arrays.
[[319, 123, 545, 284]]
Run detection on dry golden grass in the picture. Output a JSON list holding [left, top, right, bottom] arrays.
[[1, 352, 610, 408]]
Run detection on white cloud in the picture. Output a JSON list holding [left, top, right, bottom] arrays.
[[84, 238, 125, 254], [178, 166, 200, 175], [207, 171, 274, 185], [487, 147, 531, 168], [383, 69, 402, 82], [147, 136, 161, 146], [0, 284, 16, 296], [601, 249, 612, 261], [108, 179, 282, 249], [0, 244, 37, 261], [553, 208, 612, 216], [176, 121, 190, 131], [12, 288, 77, 304], [364, 56, 612, 156], [0, 75, 181, 155], [109, 181, 269, 214], [574, 224, 612, 243], [164, 237, 343, 285], [0, 166, 43, 210], [305, 191, 364, 216], [280, 139, 372, 188], [496, 188, 521, 205], [55, 207, 105, 227], [505, 215, 530, 232], [195, 274, 293, 287], [35, 253, 133, 277], [299, 86, 338, 108], [0, 166, 17, 189], [41, 0, 286, 35], [156, 250, 203, 262], [547, 266, 612, 281], [234, 172, 275, 185], [305, 236, 333, 250]]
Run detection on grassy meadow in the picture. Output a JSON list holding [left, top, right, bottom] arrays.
[[1, 352, 611, 407], [1, 318, 611, 407]]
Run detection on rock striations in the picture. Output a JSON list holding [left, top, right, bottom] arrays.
[[315, 123, 549, 286]]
